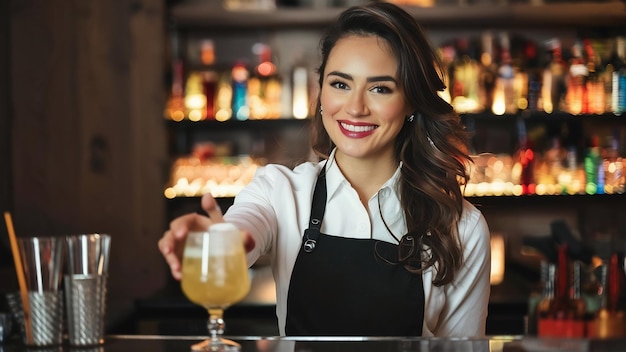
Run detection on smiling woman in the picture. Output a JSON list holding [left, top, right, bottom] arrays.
[[320, 35, 410, 181], [159, 1, 491, 339]]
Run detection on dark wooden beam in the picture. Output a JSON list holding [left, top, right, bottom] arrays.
[[0, 0, 11, 266]]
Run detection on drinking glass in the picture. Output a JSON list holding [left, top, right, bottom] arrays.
[[181, 223, 251, 351]]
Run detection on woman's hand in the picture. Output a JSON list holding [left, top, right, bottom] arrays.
[[158, 194, 224, 280], [158, 193, 256, 280]]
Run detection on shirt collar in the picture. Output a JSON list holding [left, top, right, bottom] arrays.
[[323, 148, 403, 202]]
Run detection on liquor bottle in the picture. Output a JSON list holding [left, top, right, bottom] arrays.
[[544, 137, 565, 192], [571, 260, 589, 328], [563, 145, 586, 195], [184, 72, 208, 121], [165, 31, 186, 122], [536, 260, 556, 336], [530, 260, 556, 335], [515, 118, 535, 195], [588, 253, 626, 337], [596, 37, 616, 115], [231, 62, 250, 120], [611, 36, 626, 115], [292, 65, 309, 119], [584, 39, 606, 115], [200, 39, 218, 119], [479, 31, 497, 113], [603, 129, 624, 194], [203, 71, 218, 119], [565, 40, 589, 115], [541, 39, 567, 113], [214, 72, 233, 122], [201, 39, 215, 66], [248, 43, 281, 120], [450, 37, 481, 114], [492, 32, 518, 115], [584, 135, 601, 195], [523, 38, 542, 112], [537, 244, 586, 337]]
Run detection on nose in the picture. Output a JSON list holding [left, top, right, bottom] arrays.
[[344, 91, 369, 117]]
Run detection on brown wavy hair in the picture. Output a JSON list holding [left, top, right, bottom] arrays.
[[310, 2, 472, 286]]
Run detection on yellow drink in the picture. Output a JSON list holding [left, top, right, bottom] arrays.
[[180, 224, 250, 351], [181, 251, 250, 308]]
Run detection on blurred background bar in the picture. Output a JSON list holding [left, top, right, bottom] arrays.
[[1, 0, 626, 340]]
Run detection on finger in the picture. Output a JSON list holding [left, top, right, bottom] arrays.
[[201, 193, 224, 223], [164, 250, 182, 280], [169, 212, 212, 238], [167, 256, 182, 281], [158, 231, 182, 280], [158, 233, 170, 255], [243, 232, 256, 253]]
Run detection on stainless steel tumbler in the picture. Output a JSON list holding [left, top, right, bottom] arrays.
[[11, 236, 65, 347], [64, 233, 111, 346]]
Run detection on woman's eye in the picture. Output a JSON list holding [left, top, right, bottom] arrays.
[[330, 81, 348, 90], [371, 85, 392, 94]]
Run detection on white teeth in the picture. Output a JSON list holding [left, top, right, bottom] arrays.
[[340, 122, 376, 132]]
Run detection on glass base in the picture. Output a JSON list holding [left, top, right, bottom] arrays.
[[191, 338, 241, 352]]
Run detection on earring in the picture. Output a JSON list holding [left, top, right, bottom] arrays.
[[320, 106, 323, 115], [407, 114, 414, 123]]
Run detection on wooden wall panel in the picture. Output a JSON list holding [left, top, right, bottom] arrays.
[[12, 1, 80, 235], [0, 0, 13, 284], [10, 0, 168, 328]]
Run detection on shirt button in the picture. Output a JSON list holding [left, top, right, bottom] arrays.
[[380, 188, 389, 197]]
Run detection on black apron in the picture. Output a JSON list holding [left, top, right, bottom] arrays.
[[285, 166, 425, 336]]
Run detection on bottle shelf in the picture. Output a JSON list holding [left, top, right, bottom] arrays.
[[463, 112, 626, 122], [165, 193, 626, 213], [166, 112, 625, 128], [170, 2, 626, 29], [470, 192, 625, 206], [166, 117, 310, 131], [164, 190, 626, 201]]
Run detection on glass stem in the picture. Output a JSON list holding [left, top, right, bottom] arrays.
[[207, 308, 225, 342]]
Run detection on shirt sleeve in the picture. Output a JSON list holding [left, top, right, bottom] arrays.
[[223, 166, 279, 266], [433, 202, 491, 337], [222, 162, 318, 269]]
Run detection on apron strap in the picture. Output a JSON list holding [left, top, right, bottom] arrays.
[[302, 165, 327, 253]]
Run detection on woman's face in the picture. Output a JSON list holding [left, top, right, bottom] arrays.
[[320, 35, 411, 163]]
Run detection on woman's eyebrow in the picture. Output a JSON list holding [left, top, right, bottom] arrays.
[[327, 71, 352, 80], [367, 75, 397, 84], [327, 71, 397, 84]]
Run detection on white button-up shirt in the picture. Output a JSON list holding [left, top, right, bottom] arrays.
[[224, 150, 491, 337]]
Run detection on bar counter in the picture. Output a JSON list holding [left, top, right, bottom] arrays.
[[2, 335, 626, 352]]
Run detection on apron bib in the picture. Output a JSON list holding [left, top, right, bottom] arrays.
[[285, 166, 425, 336]]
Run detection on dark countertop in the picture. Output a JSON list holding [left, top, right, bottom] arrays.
[[2, 335, 626, 352]]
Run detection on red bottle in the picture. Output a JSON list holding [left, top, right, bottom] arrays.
[[537, 244, 586, 337]]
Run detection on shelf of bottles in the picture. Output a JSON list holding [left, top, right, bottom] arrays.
[[528, 244, 626, 338], [457, 33, 625, 197], [165, 39, 314, 122], [523, 219, 626, 338], [164, 154, 266, 199], [163, 28, 626, 199]]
